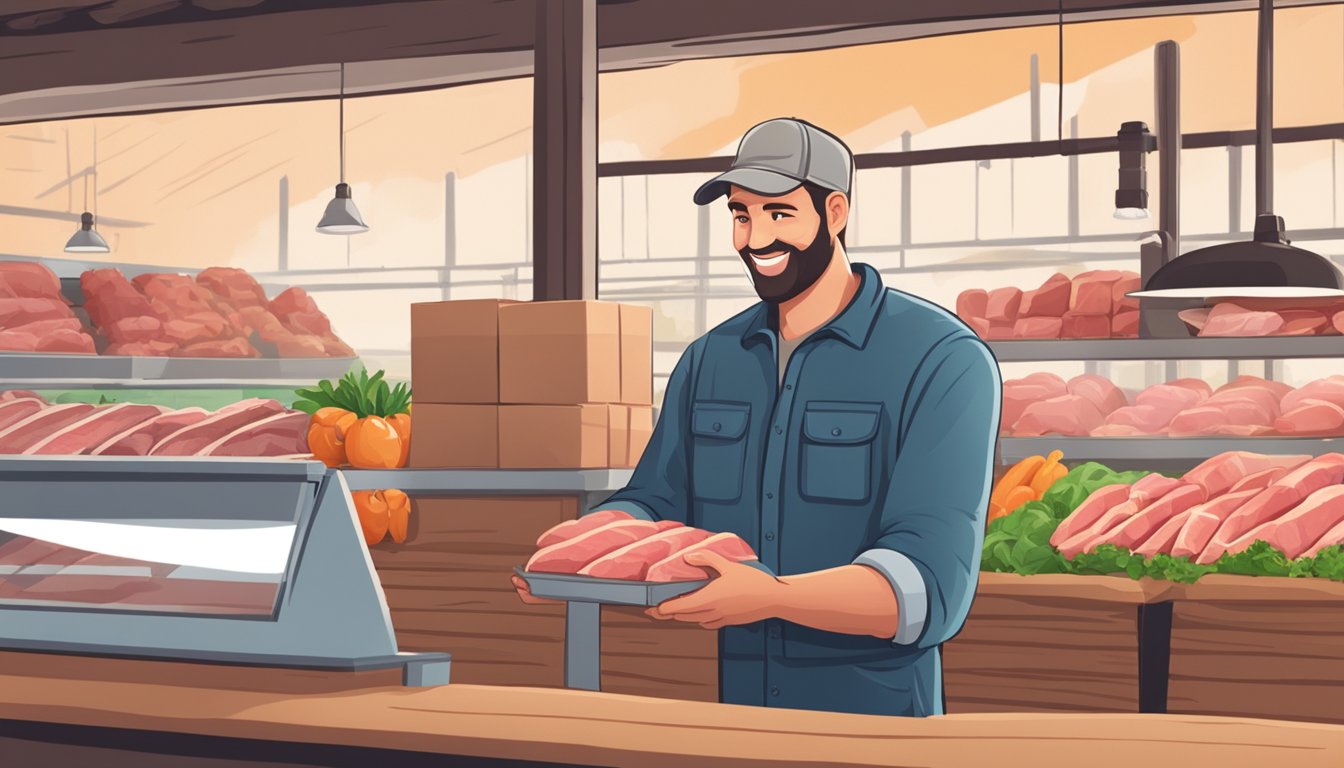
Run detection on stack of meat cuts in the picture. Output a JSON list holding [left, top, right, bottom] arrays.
[[81, 266, 352, 358], [1180, 301, 1344, 337], [0, 391, 309, 457], [1051, 452, 1344, 564], [1002, 373, 1344, 438], [956, 270, 1141, 340], [0, 262, 96, 354], [525, 509, 758, 582]]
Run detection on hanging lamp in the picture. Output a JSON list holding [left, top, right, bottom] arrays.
[[1131, 0, 1344, 299], [65, 125, 110, 253], [316, 62, 369, 235]]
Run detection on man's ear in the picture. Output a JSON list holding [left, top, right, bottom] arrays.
[[825, 191, 850, 239]]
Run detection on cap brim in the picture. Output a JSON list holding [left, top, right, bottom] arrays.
[[692, 167, 803, 205]]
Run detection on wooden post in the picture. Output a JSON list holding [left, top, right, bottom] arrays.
[[532, 0, 598, 301]]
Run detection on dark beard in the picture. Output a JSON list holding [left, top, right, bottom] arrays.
[[738, 216, 834, 304]]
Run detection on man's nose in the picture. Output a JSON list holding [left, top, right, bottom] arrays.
[[747, 220, 777, 252]]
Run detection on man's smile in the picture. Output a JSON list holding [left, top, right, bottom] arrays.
[[750, 250, 789, 276]]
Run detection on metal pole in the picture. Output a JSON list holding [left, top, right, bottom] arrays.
[[1067, 116, 1079, 238], [1228, 146, 1243, 232], [1255, 0, 1274, 215], [444, 172, 456, 301], [900, 131, 912, 270], [695, 202, 709, 337], [1156, 40, 1181, 265], [278, 175, 289, 271], [1030, 54, 1041, 143]]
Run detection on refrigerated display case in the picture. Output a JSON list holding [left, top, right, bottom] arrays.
[[0, 456, 448, 686]]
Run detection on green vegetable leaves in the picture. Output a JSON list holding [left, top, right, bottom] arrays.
[[293, 367, 412, 418], [1210, 540, 1292, 578]]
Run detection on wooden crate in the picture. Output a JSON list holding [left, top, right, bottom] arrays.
[[369, 495, 719, 701], [943, 574, 1175, 714], [1166, 576, 1344, 724]]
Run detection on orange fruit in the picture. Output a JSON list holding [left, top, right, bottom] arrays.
[[345, 416, 403, 469]]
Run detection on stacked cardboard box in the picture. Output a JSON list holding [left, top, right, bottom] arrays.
[[410, 299, 654, 468]]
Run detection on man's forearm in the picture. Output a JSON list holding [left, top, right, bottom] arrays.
[[769, 564, 899, 639]]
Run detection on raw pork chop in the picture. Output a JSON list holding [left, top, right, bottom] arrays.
[[1275, 400, 1344, 436], [1199, 303, 1284, 336], [0, 403, 96, 453], [149, 399, 285, 456], [199, 411, 309, 456], [1217, 485, 1344, 560], [1170, 489, 1260, 559], [91, 408, 211, 455], [645, 532, 758, 582], [24, 403, 164, 455], [1049, 483, 1133, 548], [579, 527, 714, 580], [1013, 395, 1105, 437], [536, 509, 635, 549], [1095, 484, 1207, 550], [526, 519, 680, 574], [1067, 374, 1127, 414]]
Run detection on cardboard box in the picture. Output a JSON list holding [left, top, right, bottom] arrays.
[[499, 405, 609, 468], [411, 299, 519, 403], [607, 405, 630, 468], [628, 405, 654, 466], [409, 404, 499, 468], [619, 304, 653, 406], [499, 301, 621, 405]]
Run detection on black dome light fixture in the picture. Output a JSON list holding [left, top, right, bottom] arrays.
[[1130, 0, 1344, 300], [65, 125, 110, 254]]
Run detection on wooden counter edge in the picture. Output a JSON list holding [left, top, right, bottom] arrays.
[[2, 669, 1343, 768], [1165, 573, 1344, 602], [975, 572, 1179, 604]]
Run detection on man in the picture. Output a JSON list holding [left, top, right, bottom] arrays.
[[514, 117, 1001, 717]]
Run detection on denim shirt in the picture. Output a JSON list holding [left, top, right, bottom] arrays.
[[598, 263, 1002, 717]]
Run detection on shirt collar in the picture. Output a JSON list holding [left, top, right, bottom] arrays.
[[743, 262, 885, 350]]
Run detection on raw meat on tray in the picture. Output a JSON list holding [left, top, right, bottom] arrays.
[[527, 515, 760, 582], [0, 262, 96, 354]]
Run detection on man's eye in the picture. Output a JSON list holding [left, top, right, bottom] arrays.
[[735, 215, 749, 224], [771, 212, 789, 221]]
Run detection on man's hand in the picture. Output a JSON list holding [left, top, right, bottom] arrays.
[[512, 574, 562, 605], [646, 551, 784, 629]]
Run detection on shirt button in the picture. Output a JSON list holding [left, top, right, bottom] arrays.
[[831, 427, 842, 436], [765, 492, 774, 500], [712, 422, 722, 432], [785, 384, 792, 390], [770, 687, 780, 697], [774, 426, 782, 435], [765, 531, 775, 541]]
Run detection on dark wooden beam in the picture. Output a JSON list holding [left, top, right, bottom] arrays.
[[532, 0, 597, 301]]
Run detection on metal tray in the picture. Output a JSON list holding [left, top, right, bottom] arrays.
[[514, 567, 709, 607]]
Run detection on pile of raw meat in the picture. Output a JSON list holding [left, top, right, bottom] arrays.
[[82, 266, 353, 358], [1051, 451, 1344, 564], [0, 390, 309, 457], [1180, 301, 1344, 337], [0, 262, 97, 354], [525, 509, 758, 582], [1003, 373, 1344, 437], [0, 537, 277, 614], [956, 270, 1141, 340]]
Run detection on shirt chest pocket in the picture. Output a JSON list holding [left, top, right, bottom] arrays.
[[690, 402, 751, 503], [799, 402, 882, 504]]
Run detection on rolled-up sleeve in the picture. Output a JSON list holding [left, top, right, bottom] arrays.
[[867, 335, 1001, 648], [588, 340, 700, 524]]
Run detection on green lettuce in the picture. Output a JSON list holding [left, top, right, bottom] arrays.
[[1309, 546, 1344, 581]]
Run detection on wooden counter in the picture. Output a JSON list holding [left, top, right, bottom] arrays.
[[0, 652, 1341, 768]]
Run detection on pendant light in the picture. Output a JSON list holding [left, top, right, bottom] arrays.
[[65, 125, 110, 253], [1114, 121, 1155, 220], [1132, 0, 1344, 300], [316, 62, 369, 235]]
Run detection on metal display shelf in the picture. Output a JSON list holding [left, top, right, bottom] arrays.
[[987, 338, 1344, 362], [1000, 436, 1344, 466], [341, 468, 634, 494], [0, 353, 358, 386]]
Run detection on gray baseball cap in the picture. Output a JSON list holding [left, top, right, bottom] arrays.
[[693, 118, 853, 205]]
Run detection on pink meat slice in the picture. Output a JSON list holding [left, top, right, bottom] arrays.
[[1167, 378, 1216, 400], [1013, 394, 1105, 437], [536, 509, 635, 549], [986, 287, 1023, 323], [967, 317, 989, 338], [1226, 485, 1344, 560], [0, 398, 44, 431], [955, 290, 988, 323], [0, 403, 96, 453], [1134, 509, 1195, 557], [1089, 424, 1149, 436], [1112, 274, 1141, 312], [1136, 383, 1207, 413], [1178, 308, 1210, 332], [1281, 377, 1344, 412], [1200, 303, 1285, 337], [149, 399, 285, 456], [1095, 484, 1207, 551], [1275, 400, 1344, 436], [1278, 309, 1328, 336], [24, 403, 165, 455], [1061, 312, 1112, 339], [1170, 489, 1261, 559], [1055, 475, 1184, 557], [0, 297, 71, 326], [1069, 270, 1126, 315], [91, 408, 211, 456], [1206, 386, 1282, 420], [1049, 483, 1134, 548], [1100, 405, 1173, 434], [1112, 310, 1140, 338], [526, 519, 680, 574], [645, 532, 758, 582], [578, 527, 714, 580], [1012, 316, 1062, 339], [199, 411, 309, 456], [1001, 373, 1067, 435], [0, 390, 44, 403], [1019, 274, 1071, 317], [1303, 518, 1344, 558], [1217, 375, 1292, 401], [1197, 454, 1344, 563], [0, 262, 63, 298], [1182, 452, 1310, 499], [1067, 374, 1127, 414], [1228, 466, 1291, 493]]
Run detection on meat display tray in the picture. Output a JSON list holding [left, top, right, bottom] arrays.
[[513, 567, 708, 607]]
